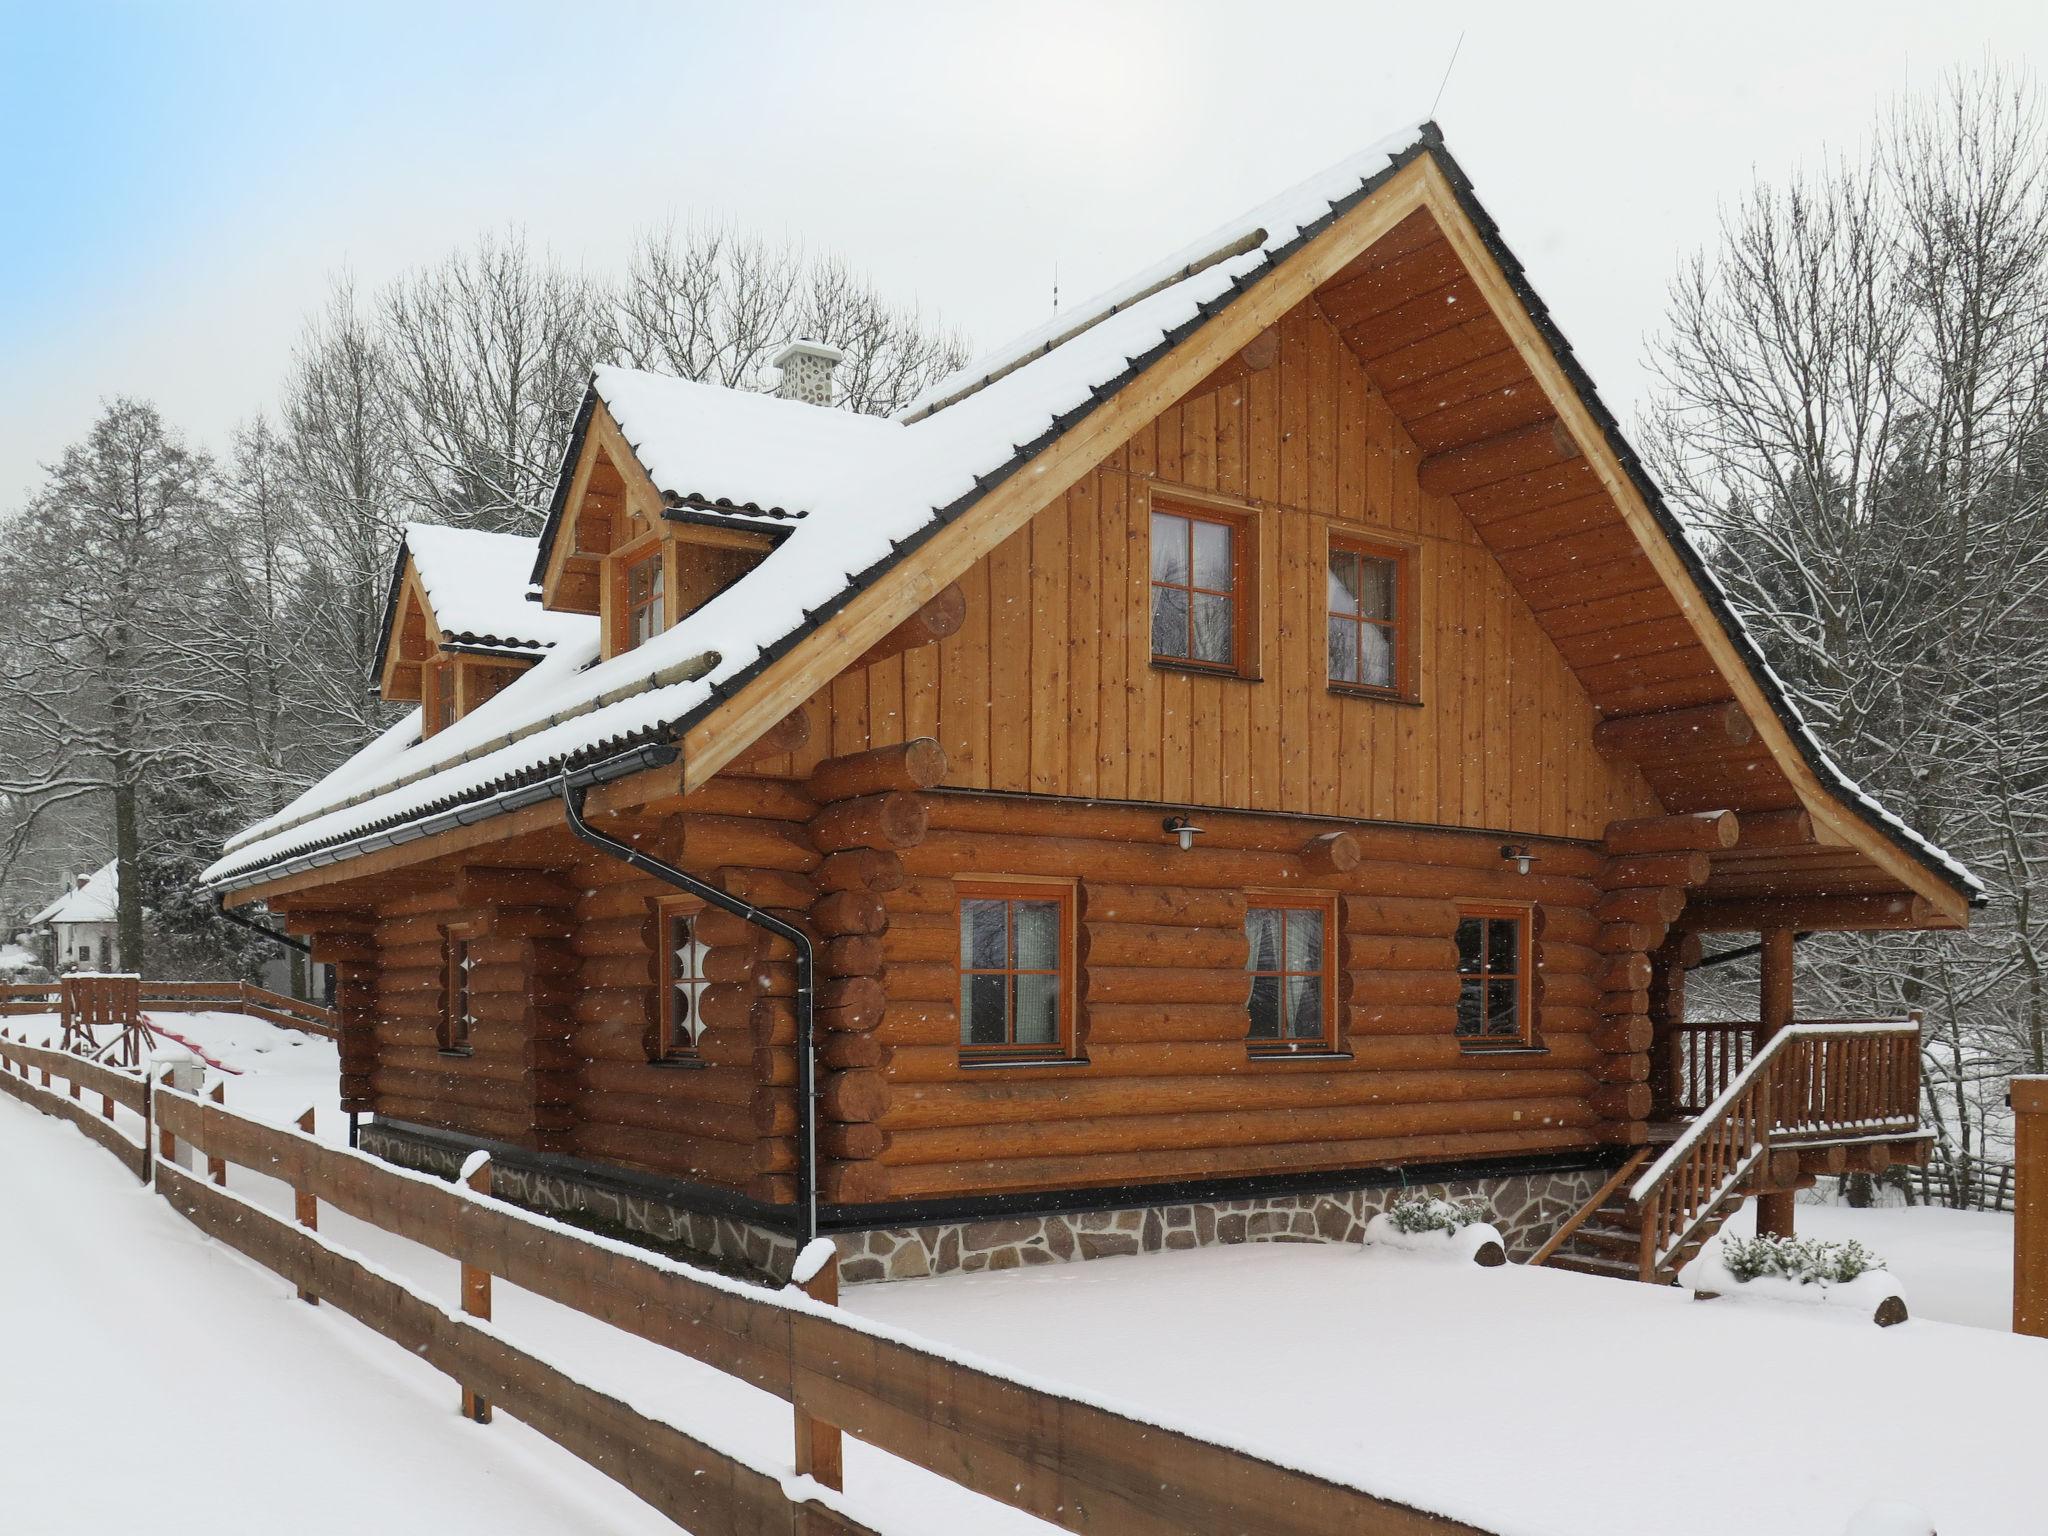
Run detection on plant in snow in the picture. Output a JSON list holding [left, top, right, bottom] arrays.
[[1382, 1194, 1489, 1235], [1720, 1234, 1888, 1286]]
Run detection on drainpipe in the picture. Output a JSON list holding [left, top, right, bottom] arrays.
[[215, 894, 313, 954], [558, 749, 821, 1245]]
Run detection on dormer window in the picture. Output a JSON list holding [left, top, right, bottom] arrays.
[[627, 551, 665, 647]]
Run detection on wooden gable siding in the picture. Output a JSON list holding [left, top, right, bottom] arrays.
[[751, 302, 1659, 840]]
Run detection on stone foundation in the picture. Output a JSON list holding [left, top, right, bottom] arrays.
[[361, 1121, 1606, 1288], [833, 1166, 1609, 1284]]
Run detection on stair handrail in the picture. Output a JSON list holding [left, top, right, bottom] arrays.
[[1629, 1017, 1919, 1275], [1527, 1147, 1653, 1268]]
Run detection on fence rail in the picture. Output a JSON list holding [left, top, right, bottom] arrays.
[[0, 1033, 1482, 1536], [0, 979, 336, 1038], [1902, 1148, 2018, 1212]]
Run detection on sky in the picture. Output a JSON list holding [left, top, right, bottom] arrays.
[[3, 1, 2045, 505]]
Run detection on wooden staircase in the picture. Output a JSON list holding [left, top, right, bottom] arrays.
[[1532, 1018, 1928, 1284]]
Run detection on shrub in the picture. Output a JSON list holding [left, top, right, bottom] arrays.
[[1721, 1233, 1886, 1285], [1384, 1194, 1489, 1234]]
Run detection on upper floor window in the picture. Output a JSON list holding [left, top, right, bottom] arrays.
[[1455, 906, 1532, 1049], [957, 880, 1076, 1062], [421, 659, 456, 738], [656, 905, 709, 1062], [1151, 507, 1245, 672], [1245, 897, 1335, 1054], [626, 550, 666, 649], [1329, 538, 1411, 697]]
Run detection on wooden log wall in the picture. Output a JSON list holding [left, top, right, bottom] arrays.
[[744, 300, 1661, 844], [278, 903, 378, 1113], [870, 789, 1641, 1202]]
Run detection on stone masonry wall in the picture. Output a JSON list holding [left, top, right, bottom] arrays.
[[363, 1121, 1604, 1289]]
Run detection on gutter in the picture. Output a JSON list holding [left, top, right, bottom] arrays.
[[558, 748, 822, 1246], [215, 894, 312, 955]]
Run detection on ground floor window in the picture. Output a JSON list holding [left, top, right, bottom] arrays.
[[1455, 904, 1533, 1048], [656, 902, 710, 1062], [1245, 895, 1337, 1053], [957, 879, 1076, 1062], [439, 923, 482, 1054]]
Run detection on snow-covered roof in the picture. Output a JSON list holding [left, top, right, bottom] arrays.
[[208, 121, 1977, 905], [402, 523, 591, 655], [32, 860, 116, 926]]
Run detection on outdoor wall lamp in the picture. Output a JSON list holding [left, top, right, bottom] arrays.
[[1500, 843, 1537, 876], [1163, 816, 1205, 852]]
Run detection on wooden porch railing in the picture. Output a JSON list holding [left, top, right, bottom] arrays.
[[1662, 1021, 1761, 1117], [1631, 1018, 1923, 1280]]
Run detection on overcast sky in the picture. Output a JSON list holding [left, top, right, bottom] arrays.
[[3, 1, 2044, 505]]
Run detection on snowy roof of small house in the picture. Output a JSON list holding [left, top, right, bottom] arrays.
[[32, 860, 116, 926], [206, 121, 1980, 906]]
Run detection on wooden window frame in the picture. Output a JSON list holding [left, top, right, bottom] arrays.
[[955, 877, 1079, 1064], [438, 920, 484, 1055], [1244, 891, 1341, 1057], [1148, 498, 1259, 680], [1453, 901, 1537, 1051], [603, 531, 673, 659], [653, 895, 710, 1066], [420, 656, 457, 739], [1326, 532, 1418, 702]]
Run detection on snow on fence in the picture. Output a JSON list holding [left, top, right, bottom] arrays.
[[0, 979, 337, 1038], [0, 1034, 151, 1179], [0, 1037, 1485, 1536]]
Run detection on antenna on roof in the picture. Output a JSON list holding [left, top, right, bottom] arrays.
[[1428, 30, 1465, 120]]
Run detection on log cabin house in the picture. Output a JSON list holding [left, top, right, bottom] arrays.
[[207, 123, 1978, 1286]]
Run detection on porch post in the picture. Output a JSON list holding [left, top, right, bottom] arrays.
[[1755, 926, 1797, 1239]]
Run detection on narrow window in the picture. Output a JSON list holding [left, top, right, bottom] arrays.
[[1151, 507, 1240, 670], [1245, 898, 1335, 1053], [1328, 539, 1409, 696], [657, 908, 710, 1062], [439, 927, 478, 1054], [1455, 907, 1531, 1048], [626, 551, 666, 648], [421, 660, 456, 737], [957, 881, 1074, 1061]]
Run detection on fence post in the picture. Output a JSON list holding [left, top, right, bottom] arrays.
[[2016, 1077, 2047, 1339], [792, 1244, 844, 1492], [459, 1154, 492, 1423], [207, 1081, 226, 1186], [292, 1107, 320, 1305]]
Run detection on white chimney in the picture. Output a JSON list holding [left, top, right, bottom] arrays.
[[770, 338, 845, 407]]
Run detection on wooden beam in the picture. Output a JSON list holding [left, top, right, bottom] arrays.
[[1415, 418, 1580, 498], [1731, 808, 1814, 850], [1679, 893, 1940, 933], [854, 584, 967, 668], [1759, 927, 1794, 1040], [1592, 702, 1754, 762], [1604, 811, 1739, 856], [725, 710, 811, 770], [808, 739, 948, 803]]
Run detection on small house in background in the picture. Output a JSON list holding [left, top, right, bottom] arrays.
[[32, 860, 118, 971], [208, 122, 1976, 1290]]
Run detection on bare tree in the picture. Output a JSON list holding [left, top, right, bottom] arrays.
[[1649, 68, 2048, 1181]]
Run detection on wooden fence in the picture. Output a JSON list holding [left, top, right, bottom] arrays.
[[0, 979, 336, 1039], [0, 1032, 1483, 1536], [1900, 1148, 2018, 1212]]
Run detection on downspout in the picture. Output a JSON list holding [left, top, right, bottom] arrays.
[[558, 749, 821, 1246], [215, 894, 312, 954]]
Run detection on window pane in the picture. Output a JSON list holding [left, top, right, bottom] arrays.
[[1455, 917, 1483, 974], [1285, 909, 1324, 973], [1286, 972, 1323, 1041], [1191, 592, 1235, 664], [1152, 584, 1189, 659], [961, 900, 1008, 969], [1359, 623, 1394, 690], [961, 975, 1007, 1046], [1487, 916, 1519, 976], [1191, 519, 1234, 591], [1356, 555, 1397, 621], [1456, 978, 1484, 1036], [1013, 974, 1060, 1045], [1247, 974, 1281, 1039], [1328, 551, 1361, 616], [1328, 615, 1359, 684], [673, 983, 700, 1047], [1486, 978, 1520, 1038], [1013, 901, 1060, 971], [1150, 513, 1189, 584], [1245, 908, 1282, 972]]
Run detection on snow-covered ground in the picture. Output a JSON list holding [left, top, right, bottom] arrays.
[[4, 1010, 2035, 1536]]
